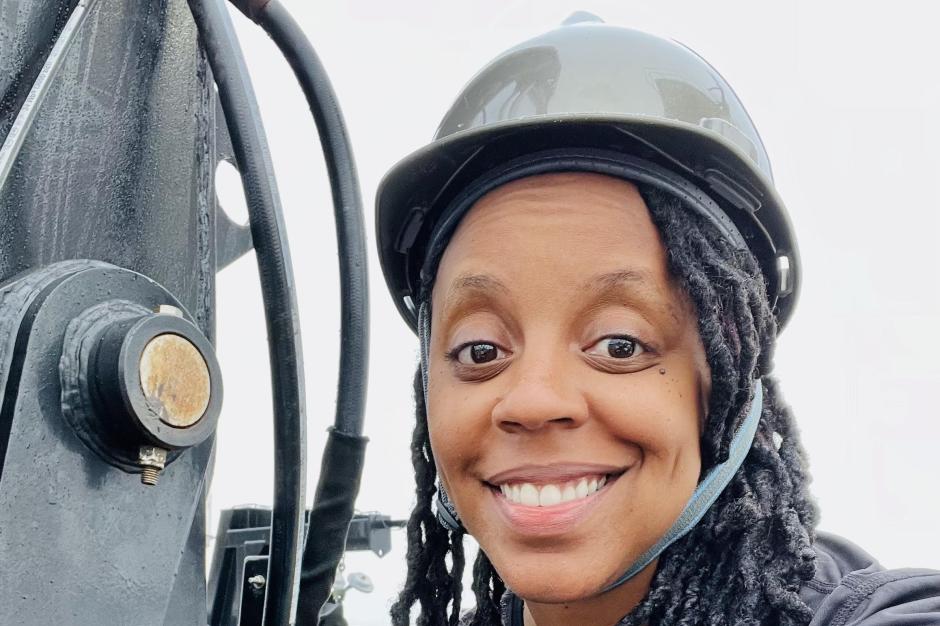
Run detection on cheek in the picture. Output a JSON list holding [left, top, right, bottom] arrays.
[[592, 364, 703, 469], [426, 363, 490, 478]]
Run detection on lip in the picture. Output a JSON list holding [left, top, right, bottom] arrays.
[[485, 462, 628, 486], [486, 467, 629, 537]]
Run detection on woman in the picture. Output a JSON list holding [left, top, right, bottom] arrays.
[[375, 15, 940, 625]]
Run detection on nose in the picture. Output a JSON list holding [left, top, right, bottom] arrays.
[[491, 351, 588, 433]]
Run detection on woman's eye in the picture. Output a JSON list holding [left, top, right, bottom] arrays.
[[587, 336, 644, 359], [453, 342, 505, 365]]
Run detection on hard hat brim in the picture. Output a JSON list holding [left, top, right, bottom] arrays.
[[376, 113, 800, 332]]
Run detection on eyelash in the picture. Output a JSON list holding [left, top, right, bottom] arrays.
[[444, 341, 506, 363], [586, 334, 647, 359], [581, 333, 657, 375], [444, 340, 511, 381], [445, 334, 652, 365]]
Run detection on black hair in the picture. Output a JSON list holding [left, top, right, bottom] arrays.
[[391, 184, 818, 625]]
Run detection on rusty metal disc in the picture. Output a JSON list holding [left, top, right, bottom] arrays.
[[139, 333, 211, 427]]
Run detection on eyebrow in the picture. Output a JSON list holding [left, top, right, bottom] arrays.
[[583, 268, 681, 326], [442, 272, 509, 314], [440, 269, 657, 318], [584, 269, 654, 293]]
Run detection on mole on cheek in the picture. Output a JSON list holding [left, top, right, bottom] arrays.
[[659, 368, 666, 375]]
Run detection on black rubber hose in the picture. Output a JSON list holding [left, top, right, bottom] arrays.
[[240, 2, 371, 622], [296, 428, 367, 623], [185, 1, 306, 625], [251, 0, 369, 439]]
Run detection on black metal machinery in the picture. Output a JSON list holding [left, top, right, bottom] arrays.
[[208, 507, 406, 626], [0, 0, 372, 624]]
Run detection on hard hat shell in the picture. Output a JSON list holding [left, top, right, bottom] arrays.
[[377, 15, 799, 332]]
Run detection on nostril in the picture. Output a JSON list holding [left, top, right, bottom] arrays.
[[498, 414, 578, 433], [491, 377, 589, 430]]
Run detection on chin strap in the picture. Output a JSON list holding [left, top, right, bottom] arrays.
[[603, 381, 764, 590], [418, 301, 432, 402], [418, 302, 466, 531]]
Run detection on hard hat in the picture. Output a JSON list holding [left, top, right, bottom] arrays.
[[376, 13, 799, 332]]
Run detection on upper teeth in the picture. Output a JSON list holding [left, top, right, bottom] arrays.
[[499, 475, 607, 507]]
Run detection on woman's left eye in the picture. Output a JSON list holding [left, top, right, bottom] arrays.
[[586, 335, 644, 359]]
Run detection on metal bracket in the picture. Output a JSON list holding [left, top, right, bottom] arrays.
[[214, 97, 254, 270]]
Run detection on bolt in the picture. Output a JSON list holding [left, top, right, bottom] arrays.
[[247, 574, 266, 590], [140, 467, 160, 486], [138, 445, 167, 486]]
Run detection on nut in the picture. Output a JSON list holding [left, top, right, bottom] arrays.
[[138, 445, 167, 486], [247, 574, 266, 590]]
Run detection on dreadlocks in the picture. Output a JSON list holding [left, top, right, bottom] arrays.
[[390, 367, 467, 626], [391, 184, 819, 625]]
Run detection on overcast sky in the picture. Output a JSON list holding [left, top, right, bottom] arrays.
[[207, 2, 940, 623]]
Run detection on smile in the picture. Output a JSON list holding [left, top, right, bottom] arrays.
[[486, 467, 627, 536], [482, 463, 630, 534], [498, 474, 609, 506]]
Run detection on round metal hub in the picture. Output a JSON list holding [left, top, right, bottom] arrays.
[[139, 333, 211, 427]]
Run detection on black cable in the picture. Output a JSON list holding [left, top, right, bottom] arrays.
[[297, 428, 367, 624], [185, 1, 306, 625], [237, 2, 370, 622], [253, 0, 369, 439]]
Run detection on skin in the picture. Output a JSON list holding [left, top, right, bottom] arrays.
[[426, 173, 712, 626]]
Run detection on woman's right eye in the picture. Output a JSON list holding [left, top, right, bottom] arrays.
[[452, 342, 506, 365]]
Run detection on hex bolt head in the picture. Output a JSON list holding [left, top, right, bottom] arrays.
[[247, 574, 266, 590], [138, 445, 167, 486]]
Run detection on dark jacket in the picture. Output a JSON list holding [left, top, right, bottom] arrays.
[[479, 532, 940, 625], [802, 531, 940, 625]]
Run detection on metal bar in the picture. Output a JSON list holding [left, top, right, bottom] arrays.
[[0, 0, 101, 192]]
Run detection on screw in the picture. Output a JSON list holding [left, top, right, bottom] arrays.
[[140, 467, 160, 485], [138, 445, 168, 486], [247, 574, 266, 590]]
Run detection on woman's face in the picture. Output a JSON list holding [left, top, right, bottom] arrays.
[[427, 172, 711, 603]]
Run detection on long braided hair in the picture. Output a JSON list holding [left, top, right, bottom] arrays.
[[390, 184, 819, 625]]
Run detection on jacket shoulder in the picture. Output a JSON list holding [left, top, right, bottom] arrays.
[[804, 530, 940, 625]]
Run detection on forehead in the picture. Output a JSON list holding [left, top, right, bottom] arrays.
[[436, 172, 667, 280], [432, 172, 682, 319]]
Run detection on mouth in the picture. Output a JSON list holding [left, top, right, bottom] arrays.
[[481, 464, 629, 536]]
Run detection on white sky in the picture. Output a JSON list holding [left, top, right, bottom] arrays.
[[208, 2, 940, 624]]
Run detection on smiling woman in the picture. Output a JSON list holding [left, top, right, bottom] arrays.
[[428, 174, 712, 621], [374, 15, 940, 626]]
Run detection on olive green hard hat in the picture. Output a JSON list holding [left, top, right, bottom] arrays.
[[377, 13, 799, 332]]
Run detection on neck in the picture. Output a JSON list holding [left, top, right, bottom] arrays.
[[522, 559, 657, 626]]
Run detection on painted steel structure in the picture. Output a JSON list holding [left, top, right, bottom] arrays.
[[0, 0, 369, 624]]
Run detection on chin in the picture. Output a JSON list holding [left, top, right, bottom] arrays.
[[495, 560, 607, 604]]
